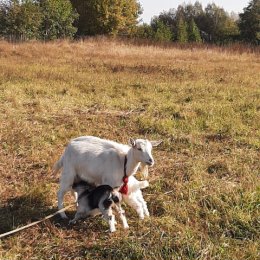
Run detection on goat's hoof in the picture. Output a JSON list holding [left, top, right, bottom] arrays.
[[123, 224, 129, 229], [60, 214, 69, 220], [139, 216, 145, 220]]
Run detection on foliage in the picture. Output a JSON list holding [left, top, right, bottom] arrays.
[[151, 18, 173, 42], [0, 1, 258, 44], [0, 0, 42, 40], [132, 23, 155, 39], [70, 0, 142, 36], [203, 3, 239, 43], [177, 17, 188, 43], [38, 0, 78, 40], [152, 1, 240, 43], [188, 18, 202, 42], [0, 0, 78, 40], [239, 0, 260, 44]]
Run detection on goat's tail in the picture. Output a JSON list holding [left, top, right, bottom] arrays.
[[53, 154, 64, 174]]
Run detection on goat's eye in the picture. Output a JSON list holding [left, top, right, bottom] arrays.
[[137, 148, 142, 151]]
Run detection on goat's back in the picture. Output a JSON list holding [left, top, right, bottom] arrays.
[[61, 136, 129, 186], [71, 136, 129, 153]]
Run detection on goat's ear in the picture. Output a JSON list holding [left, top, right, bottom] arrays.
[[151, 140, 163, 147], [129, 138, 136, 147]]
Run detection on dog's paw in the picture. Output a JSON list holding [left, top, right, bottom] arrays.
[[110, 227, 116, 233], [69, 219, 76, 225]]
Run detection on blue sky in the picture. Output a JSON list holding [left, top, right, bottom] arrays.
[[138, 0, 249, 23]]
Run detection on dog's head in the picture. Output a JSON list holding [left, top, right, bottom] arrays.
[[111, 187, 122, 204]]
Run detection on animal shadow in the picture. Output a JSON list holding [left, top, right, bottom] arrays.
[[0, 194, 112, 236], [0, 194, 73, 234]]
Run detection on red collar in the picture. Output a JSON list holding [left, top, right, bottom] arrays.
[[119, 156, 128, 195]]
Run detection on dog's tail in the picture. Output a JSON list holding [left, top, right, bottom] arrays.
[[53, 154, 64, 174], [72, 181, 93, 198]]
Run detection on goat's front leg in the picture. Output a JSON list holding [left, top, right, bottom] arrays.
[[114, 204, 129, 229]]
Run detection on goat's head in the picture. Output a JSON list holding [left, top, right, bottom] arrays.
[[129, 138, 162, 167]]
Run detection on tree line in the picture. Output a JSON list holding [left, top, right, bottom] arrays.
[[136, 0, 259, 44], [0, 0, 259, 44]]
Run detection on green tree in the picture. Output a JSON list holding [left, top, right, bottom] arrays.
[[152, 2, 239, 43], [188, 18, 201, 42], [133, 23, 155, 39], [38, 0, 78, 40], [177, 17, 188, 43], [151, 18, 173, 42], [0, 0, 42, 40], [71, 0, 142, 36], [203, 3, 239, 43], [239, 0, 260, 44], [0, 0, 78, 40]]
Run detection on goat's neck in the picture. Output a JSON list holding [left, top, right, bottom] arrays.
[[126, 149, 140, 176]]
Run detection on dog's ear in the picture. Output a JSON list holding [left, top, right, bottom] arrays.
[[113, 186, 120, 192]]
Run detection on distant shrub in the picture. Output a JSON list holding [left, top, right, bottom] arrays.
[[151, 19, 173, 42], [132, 20, 173, 42], [132, 23, 155, 39]]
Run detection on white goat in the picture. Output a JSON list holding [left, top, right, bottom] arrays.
[[54, 136, 161, 221], [123, 176, 150, 219]]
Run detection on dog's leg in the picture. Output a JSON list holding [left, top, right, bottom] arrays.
[[69, 211, 87, 225], [103, 208, 116, 233], [99, 201, 116, 232]]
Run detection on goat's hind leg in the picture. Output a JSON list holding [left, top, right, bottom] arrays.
[[137, 194, 150, 217], [57, 169, 75, 219], [114, 204, 129, 229], [124, 195, 145, 219]]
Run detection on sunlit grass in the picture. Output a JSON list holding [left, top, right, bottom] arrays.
[[0, 39, 259, 260]]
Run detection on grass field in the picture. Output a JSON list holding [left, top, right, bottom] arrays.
[[0, 38, 259, 260]]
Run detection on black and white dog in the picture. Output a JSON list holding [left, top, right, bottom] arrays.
[[70, 181, 128, 232]]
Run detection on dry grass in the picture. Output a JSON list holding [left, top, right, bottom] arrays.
[[0, 38, 259, 260]]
